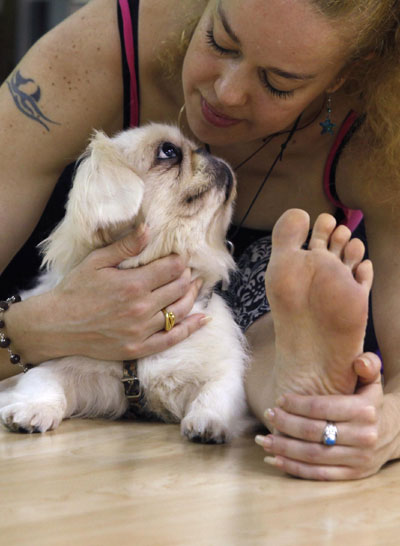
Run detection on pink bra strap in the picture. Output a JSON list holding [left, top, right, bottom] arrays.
[[323, 110, 363, 231]]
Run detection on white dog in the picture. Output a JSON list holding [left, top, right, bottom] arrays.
[[0, 124, 252, 442]]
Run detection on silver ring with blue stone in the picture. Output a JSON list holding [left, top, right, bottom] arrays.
[[322, 421, 338, 446]]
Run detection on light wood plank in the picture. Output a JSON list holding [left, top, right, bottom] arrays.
[[0, 418, 399, 546]]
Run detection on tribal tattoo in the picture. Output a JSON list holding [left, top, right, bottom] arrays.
[[7, 70, 61, 131]]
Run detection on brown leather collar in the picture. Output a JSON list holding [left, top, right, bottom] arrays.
[[122, 360, 147, 415], [122, 361, 164, 421]]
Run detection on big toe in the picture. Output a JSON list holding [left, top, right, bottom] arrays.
[[272, 209, 310, 250]]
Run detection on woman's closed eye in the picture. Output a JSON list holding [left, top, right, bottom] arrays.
[[259, 70, 295, 100], [205, 28, 295, 100], [206, 28, 238, 56]]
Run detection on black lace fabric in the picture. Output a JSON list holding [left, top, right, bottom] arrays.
[[222, 235, 272, 332]]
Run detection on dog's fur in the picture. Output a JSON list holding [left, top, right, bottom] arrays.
[[0, 124, 252, 442]]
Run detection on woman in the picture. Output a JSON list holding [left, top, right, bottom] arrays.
[[0, 0, 396, 479]]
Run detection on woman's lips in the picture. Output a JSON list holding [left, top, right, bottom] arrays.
[[201, 97, 241, 128]]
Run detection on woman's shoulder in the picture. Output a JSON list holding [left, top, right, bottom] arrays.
[[335, 124, 400, 222], [38, 0, 121, 64], [23, 0, 125, 135]]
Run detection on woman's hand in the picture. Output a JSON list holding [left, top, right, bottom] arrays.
[[8, 225, 205, 364], [255, 353, 394, 480]]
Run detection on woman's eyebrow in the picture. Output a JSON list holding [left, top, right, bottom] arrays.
[[268, 67, 317, 81], [217, 1, 241, 44], [217, 1, 316, 81]]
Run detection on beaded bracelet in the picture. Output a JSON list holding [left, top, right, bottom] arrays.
[[0, 295, 33, 373]]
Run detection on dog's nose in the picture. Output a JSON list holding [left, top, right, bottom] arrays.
[[194, 148, 235, 201], [194, 147, 210, 157], [214, 160, 234, 202]]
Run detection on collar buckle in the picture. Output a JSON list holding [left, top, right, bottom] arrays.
[[122, 360, 144, 403]]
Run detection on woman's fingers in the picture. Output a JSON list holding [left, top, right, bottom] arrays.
[[257, 433, 364, 467], [53, 239, 204, 359], [139, 254, 188, 291], [151, 275, 203, 334], [126, 275, 206, 357], [261, 406, 378, 447], [256, 380, 386, 481], [353, 352, 382, 385], [275, 382, 383, 422], [51, 219, 207, 360], [263, 456, 368, 481], [124, 312, 209, 359], [275, 392, 368, 421], [91, 224, 149, 268]]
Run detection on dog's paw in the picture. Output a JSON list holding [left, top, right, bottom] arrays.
[[0, 402, 64, 433], [180, 411, 232, 444]]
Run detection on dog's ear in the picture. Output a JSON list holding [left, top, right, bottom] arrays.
[[40, 131, 145, 275], [72, 130, 145, 241]]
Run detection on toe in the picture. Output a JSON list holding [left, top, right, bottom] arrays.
[[343, 238, 365, 271], [308, 213, 337, 250], [272, 209, 310, 250], [328, 225, 352, 258], [355, 259, 374, 290]]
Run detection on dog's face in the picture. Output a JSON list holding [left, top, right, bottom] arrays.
[[113, 124, 236, 252], [42, 124, 237, 286]]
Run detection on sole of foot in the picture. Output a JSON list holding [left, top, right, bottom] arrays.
[[265, 209, 373, 399]]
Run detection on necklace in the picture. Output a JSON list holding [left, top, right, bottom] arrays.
[[178, 102, 323, 254], [217, 113, 302, 249]]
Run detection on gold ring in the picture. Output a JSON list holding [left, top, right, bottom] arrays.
[[161, 308, 175, 332]]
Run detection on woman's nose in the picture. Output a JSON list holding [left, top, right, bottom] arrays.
[[214, 62, 248, 107]]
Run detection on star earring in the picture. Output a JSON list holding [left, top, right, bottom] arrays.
[[320, 95, 336, 135]]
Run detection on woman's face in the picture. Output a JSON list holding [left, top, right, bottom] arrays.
[[182, 0, 351, 146]]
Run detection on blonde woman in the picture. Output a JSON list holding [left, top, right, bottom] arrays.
[[0, 0, 398, 480]]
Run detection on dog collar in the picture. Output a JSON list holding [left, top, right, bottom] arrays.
[[121, 360, 161, 421], [122, 360, 147, 414]]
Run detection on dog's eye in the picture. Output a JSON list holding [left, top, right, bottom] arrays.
[[157, 142, 182, 162]]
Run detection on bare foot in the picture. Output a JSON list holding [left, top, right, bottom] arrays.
[[265, 209, 373, 399]]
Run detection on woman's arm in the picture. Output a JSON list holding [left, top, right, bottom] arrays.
[[0, 0, 206, 377], [339, 137, 400, 464], [0, 228, 204, 380], [360, 199, 400, 460], [0, 0, 124, 272]]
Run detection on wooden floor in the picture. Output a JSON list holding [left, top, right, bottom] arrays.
[[1, 418, 399, 546]]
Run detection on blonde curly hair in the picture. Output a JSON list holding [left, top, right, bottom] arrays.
[[312, 0, 400, 196]]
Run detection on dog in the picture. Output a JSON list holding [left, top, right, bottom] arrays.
[[0, 124, 252, 443]]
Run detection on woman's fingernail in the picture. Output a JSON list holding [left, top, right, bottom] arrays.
[[264, 408, 275, 421], [264, 456, 281, 467], [255, 435, 272, 448], [195, 277, 204, 290], [200, 315, 213, 326], [276, 396, 285, 407]]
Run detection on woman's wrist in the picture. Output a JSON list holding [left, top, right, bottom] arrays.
[[0, 296, 33, 372], [0, 349, 25, 380], [4, 291, 66, 365], [381, 391, 400, 463]]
